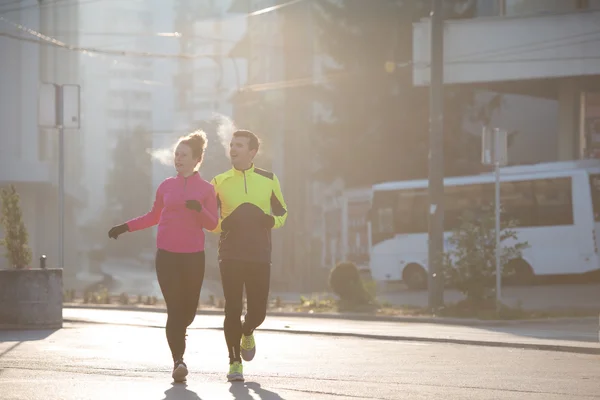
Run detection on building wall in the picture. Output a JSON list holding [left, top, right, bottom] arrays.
[[0, 1, 81, 280], [78, 1, 154, 225], [413, 8, 600, 86]]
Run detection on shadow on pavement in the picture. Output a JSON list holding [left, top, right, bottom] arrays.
[[229, 382, 285, 400], [0, 329, 58, 342], [0, 329, 59, 359], [162, 383, 202, 400]]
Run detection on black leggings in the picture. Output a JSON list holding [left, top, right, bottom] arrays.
[[220, 259, 270, 363], [155, 249, 205, 362]]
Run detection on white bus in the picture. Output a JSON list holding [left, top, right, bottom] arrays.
[[368, 160, 600, 290]]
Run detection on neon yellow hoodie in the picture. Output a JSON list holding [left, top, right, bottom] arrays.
[[210, 165, 287, 263]]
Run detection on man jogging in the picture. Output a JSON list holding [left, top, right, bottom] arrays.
[[210, 129, 287, 382]]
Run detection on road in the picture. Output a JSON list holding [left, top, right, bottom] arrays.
[[1, 310, 600, 399]]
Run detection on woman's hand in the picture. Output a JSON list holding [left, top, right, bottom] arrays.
[[108, 223, 128, 239], [185, 200, 203, 213]]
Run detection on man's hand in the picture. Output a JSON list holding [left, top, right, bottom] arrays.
[[185, 200, 203, 213], [262, 213, 275, 229], [108, 224, 128, 240]]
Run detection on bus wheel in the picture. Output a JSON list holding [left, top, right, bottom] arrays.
[[505, 259, 535, 286], [403, 264, 428, 291]]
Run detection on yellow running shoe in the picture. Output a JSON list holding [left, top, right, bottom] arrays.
[[241, 333, 256, 361], [227, 361, 244, 382]]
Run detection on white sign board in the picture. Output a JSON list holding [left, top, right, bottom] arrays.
[[38, 83, 58, 128], [482, 127, 508, 166]]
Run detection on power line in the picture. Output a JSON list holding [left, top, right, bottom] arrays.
[[0, 0, 305, 58], [0, 0, 108, 15], [0, 0, 27, 10], [37, 30, 310, 52], [0, 15, 219, 58], [448, 26, 600, 62]]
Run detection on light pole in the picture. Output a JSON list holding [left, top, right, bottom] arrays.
[[482, 126, 508, 311], [39, 83, 80, 269], [428, 0, 445, 310]]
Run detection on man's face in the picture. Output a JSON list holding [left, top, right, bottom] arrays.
[[229, 135, 256, 169]]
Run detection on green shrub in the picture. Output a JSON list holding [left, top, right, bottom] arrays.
[[0, 185, 32, 269], [118, 292, 129, 305], [329, 261, 374, 311], [443, 205, 529, 307]]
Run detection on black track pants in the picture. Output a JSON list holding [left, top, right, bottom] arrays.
[[155, 249, 205, 362], [219, 259, 270, 363]]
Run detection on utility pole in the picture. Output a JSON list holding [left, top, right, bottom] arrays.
[[38, 83, 80, 270], [57, 86, 65, 271], [427, 0, 445, 310]]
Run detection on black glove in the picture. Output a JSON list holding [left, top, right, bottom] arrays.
[[185, 200, 203, 213], [262, 214, 275, 229], [108, 223, 128, 239]]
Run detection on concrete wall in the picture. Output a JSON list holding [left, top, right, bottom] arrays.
[[0, 269, 63, 329], [413, 9, 600, 86]]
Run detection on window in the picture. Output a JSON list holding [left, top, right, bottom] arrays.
[[444, 183, 492, 230], [504, 0, 578, 16], [501, 180, 536, 227], [533, 178, 573, 226], [589, 174, 600, 221], [370, 190, 396, 245], [476, 0, 502, 16], [393, 188, 428, 234]]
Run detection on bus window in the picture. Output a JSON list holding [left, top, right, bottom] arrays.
[[533, 177, 573, 226], [589, 174, 600, 221], [444, 183, 489, 230], [501, 180, 536, 227], [371, 190, 396, 245], [396, 189, 428, 234]]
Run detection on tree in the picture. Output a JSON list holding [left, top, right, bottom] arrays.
[[311, 0, 494, 187], [0, 185, 32, 269], [442, 205, 529, 307], [104, 126, 154, 258]]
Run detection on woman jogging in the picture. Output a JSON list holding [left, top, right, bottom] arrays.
[[107, 131, 218, 383]]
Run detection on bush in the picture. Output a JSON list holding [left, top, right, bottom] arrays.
[[118, 292, 130, 305], [443, 205, 529, 307], [0, 185, 32, 269], [328, 261, 374, 311]]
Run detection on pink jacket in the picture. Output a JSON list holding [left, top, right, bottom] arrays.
[[126, 172, 218, 253]]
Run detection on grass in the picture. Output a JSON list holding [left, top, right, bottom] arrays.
[[62, 289, 600, 321]]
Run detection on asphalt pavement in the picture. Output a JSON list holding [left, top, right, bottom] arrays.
[[2, 315, 600, 399]]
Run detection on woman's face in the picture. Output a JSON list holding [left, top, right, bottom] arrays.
[[174, 143, 198, 175]]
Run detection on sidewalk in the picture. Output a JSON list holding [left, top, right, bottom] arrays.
[[63, 307, 600, 355], [64, 302, 600, 327]]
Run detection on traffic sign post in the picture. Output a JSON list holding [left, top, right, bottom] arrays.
[[38, 83, 80, 270], [482, 127, 508, 312]]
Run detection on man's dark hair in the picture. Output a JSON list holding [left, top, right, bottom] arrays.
[[233, 130, 260, 152]]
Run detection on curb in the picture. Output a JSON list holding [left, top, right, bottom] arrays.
[[63, 317, 600, 356], [63, 304, 598, 326]]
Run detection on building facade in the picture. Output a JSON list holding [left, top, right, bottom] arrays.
[[78, 0, 155, 225], [413, 0, 600, 165], [0, 0, 82, 284]]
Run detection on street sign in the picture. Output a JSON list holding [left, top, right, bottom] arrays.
[[482, 127, 508, 166]]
